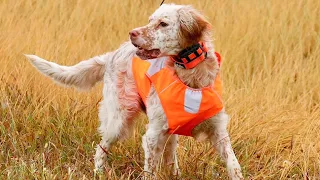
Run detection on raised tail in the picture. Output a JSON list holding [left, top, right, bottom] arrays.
[[25, 54, 107, 90]]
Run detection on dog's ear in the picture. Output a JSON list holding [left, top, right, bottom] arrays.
[[178, 6, 211, 49]]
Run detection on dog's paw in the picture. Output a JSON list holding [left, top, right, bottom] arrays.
[[142, 171, 156, 180], [94, 157, 107, 172], [173, 168, 181, 177], [93, 167, 104, 175], [94, 144, 109, 170]]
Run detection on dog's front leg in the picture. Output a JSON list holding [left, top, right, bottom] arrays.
[[214, 133, 243, 179], [142, 88, 169, 176], [142, 127, 167, 175], [211, 112, 243, 180], [142, 129, 180, 177], [162, 134, 180, 176]]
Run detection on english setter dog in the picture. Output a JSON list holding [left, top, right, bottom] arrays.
[[26, 4, 243, 179]]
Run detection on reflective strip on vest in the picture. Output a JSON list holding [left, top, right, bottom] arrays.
[[184, 89, 202, 114]]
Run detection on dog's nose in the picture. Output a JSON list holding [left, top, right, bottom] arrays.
[[129, 30, 140, 38]]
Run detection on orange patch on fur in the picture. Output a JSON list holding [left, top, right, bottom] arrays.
[[178, 7, 211, 49]]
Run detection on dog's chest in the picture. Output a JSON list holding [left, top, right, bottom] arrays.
[[132, 56, 224, 136]]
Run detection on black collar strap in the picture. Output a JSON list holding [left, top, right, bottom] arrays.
[[171, 42, 208, 69]]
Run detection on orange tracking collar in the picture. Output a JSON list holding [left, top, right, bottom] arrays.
[[172, 42, 208, 69]]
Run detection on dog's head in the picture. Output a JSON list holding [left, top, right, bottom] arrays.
[[130, 4, 211, 60]]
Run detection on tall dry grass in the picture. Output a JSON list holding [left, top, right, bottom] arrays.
[[1, 0, 319, 179]]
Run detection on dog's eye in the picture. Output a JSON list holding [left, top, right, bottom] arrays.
[[159, 22, 168, 27]]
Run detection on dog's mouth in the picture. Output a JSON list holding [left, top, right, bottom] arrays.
[[132, 43, 161, 60]]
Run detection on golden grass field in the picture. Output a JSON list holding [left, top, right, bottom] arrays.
[[1, 0, 320, 179]]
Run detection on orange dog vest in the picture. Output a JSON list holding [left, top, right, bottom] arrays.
[[132, 54, 223, 136]]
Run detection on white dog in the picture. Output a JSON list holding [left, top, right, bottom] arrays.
[[26, 4, 243, 179]]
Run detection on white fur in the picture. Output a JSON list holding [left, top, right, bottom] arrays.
[[25, 54, 107, 90], [26, 4, 243, 179], [130, 4, 184, 56]]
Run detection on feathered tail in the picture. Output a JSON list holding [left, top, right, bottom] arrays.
[[25, 54, 107, 90]]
